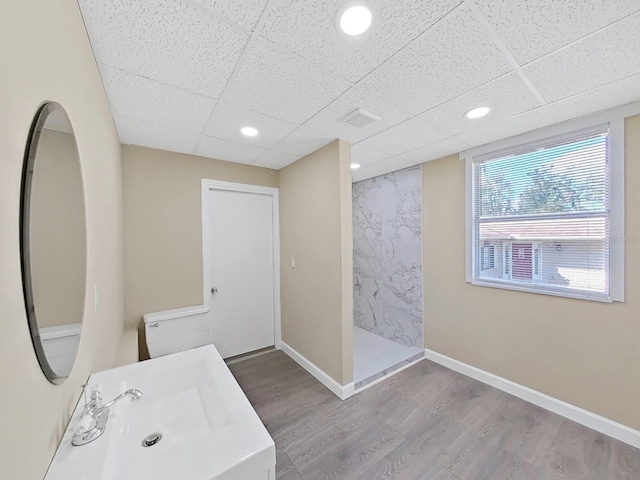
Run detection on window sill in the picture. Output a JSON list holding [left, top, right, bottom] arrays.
[[469, 279, 614, 303]]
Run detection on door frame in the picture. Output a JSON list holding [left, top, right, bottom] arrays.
[[201, 179, 281, 350]]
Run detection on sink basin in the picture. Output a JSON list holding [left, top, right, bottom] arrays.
[[45, 345, 275, 480]]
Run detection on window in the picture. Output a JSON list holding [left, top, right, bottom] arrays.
[[465, 119, 625, 302], [480, 245, 495, 270]]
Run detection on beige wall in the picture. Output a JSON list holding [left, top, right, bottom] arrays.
[[30, 129, 86, 328], [422, 115, 640, 430], [122, 145, 279, 358], [279, 140, 354, 385], [0, 1, 125, 479]]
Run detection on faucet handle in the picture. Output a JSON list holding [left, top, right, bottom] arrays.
[[90, 384, 102, 397], [89, 384, 103, 408]]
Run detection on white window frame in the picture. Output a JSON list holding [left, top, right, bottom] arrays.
[[532, 242, 541, 282], [502, 242, 511, 280], [463, 108, 628, 303]]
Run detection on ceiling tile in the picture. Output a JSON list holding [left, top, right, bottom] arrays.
[[83, 0, 639, 164], [358, 3, 513, 116], [271, 125, 336, 157], [257, 0, 463, 83], [79, 0, 248, 97], [223, 38, 353, 124], [204, 101, 298, 149], [356, 117, 449, 155], [417, 73, 541, 136], [393, 137, 469, 166], [101, 65, 216, 134], [455, 73, 640, 148], [351, 145, 389, 167], [189, 0, 268, 31], [523, 12, 640, 103], [300, 82, 414, 144], [115, 116, 200, 154], [252, 149, 301, 170], [475, 0, 640, 65], [195, 135, 267, 164]]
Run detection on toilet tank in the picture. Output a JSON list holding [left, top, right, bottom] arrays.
[[143, 305, 210, 358], [40, 323, 82, 376]]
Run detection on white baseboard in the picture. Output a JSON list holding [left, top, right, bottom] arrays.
[[280, 342, 354, 400], [424, 348, 640, 449]]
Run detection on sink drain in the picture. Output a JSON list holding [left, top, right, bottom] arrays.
[[142, 432, 162, 447]]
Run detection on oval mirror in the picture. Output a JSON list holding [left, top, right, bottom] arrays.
[[20, 102, 86, 384]]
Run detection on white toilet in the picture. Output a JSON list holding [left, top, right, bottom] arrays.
[[143, 305, 210, 358], [40, 323, 82, 376]]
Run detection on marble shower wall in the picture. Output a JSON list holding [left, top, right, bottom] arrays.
[[353, 166, 423, 348]]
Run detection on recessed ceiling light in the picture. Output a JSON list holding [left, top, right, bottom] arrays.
[[465, 106, 491, 119], [240, 126, 258, 137], [351, 163, 361, 169], [339, 4, 372, 36]]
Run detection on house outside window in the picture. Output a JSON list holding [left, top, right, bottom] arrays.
[[465, 115, 625, 302], [480, 244, 495, 270]]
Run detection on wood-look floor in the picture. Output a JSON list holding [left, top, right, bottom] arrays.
[[229, 351, 640, 480]]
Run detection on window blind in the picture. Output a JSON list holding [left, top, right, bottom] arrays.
[[472, 128, 610, 299]]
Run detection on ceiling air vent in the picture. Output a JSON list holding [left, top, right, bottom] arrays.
[[342, 108, 381, 128]]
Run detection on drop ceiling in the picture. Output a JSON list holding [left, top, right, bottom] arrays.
[[79, 0, 640, 182]]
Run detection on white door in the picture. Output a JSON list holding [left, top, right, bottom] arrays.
[[206, 188, 275, 358]]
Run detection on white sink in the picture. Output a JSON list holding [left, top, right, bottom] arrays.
[[46, 346, 275, 480]]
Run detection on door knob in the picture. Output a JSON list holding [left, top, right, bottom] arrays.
[[211, 287, 218, 294]]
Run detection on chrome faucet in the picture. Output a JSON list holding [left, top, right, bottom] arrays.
[[90, 388, 143, 417], [72, 386, 143, 446]]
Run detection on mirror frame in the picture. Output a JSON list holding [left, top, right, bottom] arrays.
[[19, 102, 85, 384]]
